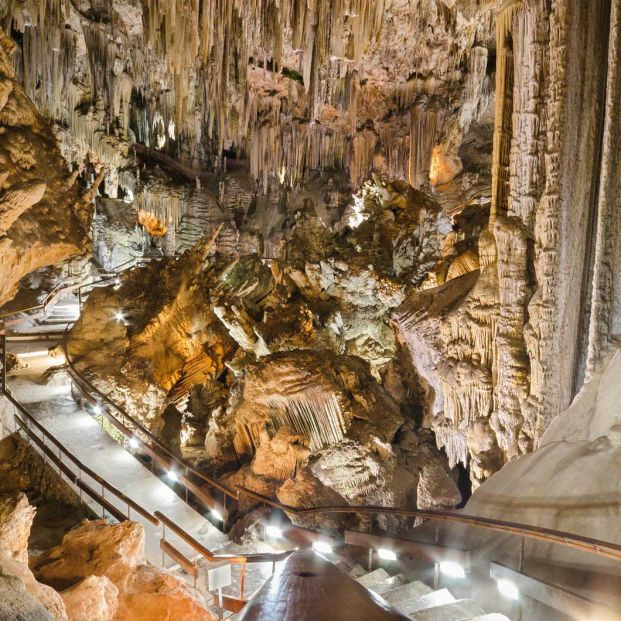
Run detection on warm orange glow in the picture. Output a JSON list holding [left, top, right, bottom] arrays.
[[430, 146, 463, 186]]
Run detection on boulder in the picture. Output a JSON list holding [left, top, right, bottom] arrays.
[[61, 576, 118, 621]]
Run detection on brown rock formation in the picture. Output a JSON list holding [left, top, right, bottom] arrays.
[[33, 519, 214, 621], [0, 27, 91, 305]]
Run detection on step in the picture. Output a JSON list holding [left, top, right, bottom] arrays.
[[370, 574, 407, 595], [355, 568, 390, 588], [408, 599, 485, 621], [348, 564, 367, 579], [382, 580, 434, 605], [394, 589, 455, 616]]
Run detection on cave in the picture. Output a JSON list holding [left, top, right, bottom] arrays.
[[0, 1, 620, 620]]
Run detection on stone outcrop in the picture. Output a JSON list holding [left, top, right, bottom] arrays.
[[0, 488, 214, 621], [33, 519, 215, 621], [61, 576, 119, 621], [0, 573, 56, 621], [0, 491, 67, 620]]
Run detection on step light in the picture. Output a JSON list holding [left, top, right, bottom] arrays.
[[92, 404, 102, 415], [497, 578, 519, 600], [167, 470, 178, 482], [114, 311, 124, 321], [128, 437, 139, 449], [312, 541, 332, 555], [439, 561, 466, 578], [265, 525, 282, 539], [377, 548, 397, 561], [211, 509, 223, 522]]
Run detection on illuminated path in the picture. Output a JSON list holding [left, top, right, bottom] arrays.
[[6, 300, 228, 567]]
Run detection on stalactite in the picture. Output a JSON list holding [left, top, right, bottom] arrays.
[[409, 97, 440, 189], [586, 0, 621, 377], [490, 1, 522, 224], [267, 389, 350, 451]]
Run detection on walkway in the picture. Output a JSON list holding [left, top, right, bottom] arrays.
[[5, 300, 228, 567]]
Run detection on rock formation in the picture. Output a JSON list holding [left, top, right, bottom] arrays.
[[0, 27, 92, 305], [0, 488, 215, 621], [1, 2, 621, 614]]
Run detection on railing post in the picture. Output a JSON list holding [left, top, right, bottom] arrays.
[[161, 524, 166, 567], [368, 548, 373, 571], [101, 483, 105, 518], [240, 560, 246, 599], [515, 536, 525, 621], [217, 587, 224, 621], [433, 562, 439, 590], [222, 495, 227, 532]]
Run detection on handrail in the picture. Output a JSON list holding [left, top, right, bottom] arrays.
[[0, 280, 82, 324], [235, 488, 621, 563], [154, 511, 292, 564], [4, 388, 159, 527]]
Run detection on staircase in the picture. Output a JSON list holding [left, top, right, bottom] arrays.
[[35, 296, 80, 329], [353, 568, 509, 621]]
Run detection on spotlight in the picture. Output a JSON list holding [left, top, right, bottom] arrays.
[[265, 525, 282, 539], [497, 579, 519, 600], [128, 437, 139, 449], [92, 404, 102, 415], [439, 561, 466, 579], [312, 541, 332, 555], [211, 509, 223, 521], [377, 548, 397, 561], [167, 470, 178, 482], [114, 311, 124, 321]]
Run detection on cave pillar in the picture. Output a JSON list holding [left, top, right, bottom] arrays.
[[408, 97, 440, 189], [586, 0, 621, 377], [490, 0, 523, 225]]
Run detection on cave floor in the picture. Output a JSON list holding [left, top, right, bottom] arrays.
[[7, 336, 228, 568]]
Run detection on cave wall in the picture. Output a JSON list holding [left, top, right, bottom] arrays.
[[0, 27, 91, 305], [394, 0, 621, 487]]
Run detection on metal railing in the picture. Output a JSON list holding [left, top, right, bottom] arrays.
[[2, 387, 159, 527], [155, 510, 291, 600]]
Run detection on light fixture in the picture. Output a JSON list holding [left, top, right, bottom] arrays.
[[439, 561, 466, 579], [312, 541, 332, 555], [92, 404, 102, 415], [114, 311, 124, 321], [167, 470, 178, 482], [497, 578, 519, 600], [377, 548, 397, 561], [128, 437, 139, 449], [265, 525, 283, 539], [211, 509, 223, 521]]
